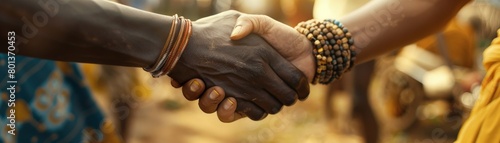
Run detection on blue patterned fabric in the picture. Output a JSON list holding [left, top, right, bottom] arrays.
[[0, 54, 105, 143]]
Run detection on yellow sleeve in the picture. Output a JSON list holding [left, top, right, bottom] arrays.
[[456, 29, 500, 143]]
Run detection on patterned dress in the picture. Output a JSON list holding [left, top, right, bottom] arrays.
[[0, 55, 107, 143]]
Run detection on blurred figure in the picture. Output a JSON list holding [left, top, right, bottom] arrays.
[[370, 18, 480, 142]]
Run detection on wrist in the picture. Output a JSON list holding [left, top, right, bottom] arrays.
[[144, 15, 192, 78], [295, 19, 357, 84]]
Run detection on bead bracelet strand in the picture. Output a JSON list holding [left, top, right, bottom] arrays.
[[295, 19, 357, 84]]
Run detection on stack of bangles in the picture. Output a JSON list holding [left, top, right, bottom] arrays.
[[295, 19, 357, 84], [144, 14, 192, 78]]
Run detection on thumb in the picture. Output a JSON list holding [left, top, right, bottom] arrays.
[[230, 15, 271, 40]]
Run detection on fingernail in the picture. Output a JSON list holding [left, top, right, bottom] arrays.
[[189, 80, 200, 92], [209, 90, 220, 100], [231, 25, 242, 37], [224, 99, 234, 110]]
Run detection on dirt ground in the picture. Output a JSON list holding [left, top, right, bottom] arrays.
[[89, 68, 363, 143]]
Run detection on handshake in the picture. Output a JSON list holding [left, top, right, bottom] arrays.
[[164, 10, 355, 122], [2, 0, 356, 124]]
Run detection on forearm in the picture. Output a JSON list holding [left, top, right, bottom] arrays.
[[340, 0, 471, 63], [0, 0, 172, 67]]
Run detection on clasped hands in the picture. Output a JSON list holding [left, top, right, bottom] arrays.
[[168, 10, 315, 122]]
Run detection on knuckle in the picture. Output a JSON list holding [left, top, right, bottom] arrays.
[[199, 100, 216, 111], [259, 15, 272, 21], [198, 102, 210, 113], [225, 10, 241, 17], [183, 93, 198, 101]]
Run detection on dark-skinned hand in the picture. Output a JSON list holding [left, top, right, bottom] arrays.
[[168, 11, 309, 122]]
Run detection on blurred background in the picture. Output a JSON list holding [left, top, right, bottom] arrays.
[[80, 0, 500, 143]]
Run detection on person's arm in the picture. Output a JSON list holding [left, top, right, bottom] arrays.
[[1, 2, 310, 121], [228, 0, 472, 81], [0, 0, 168, 67], [342, 0, 471, 63]]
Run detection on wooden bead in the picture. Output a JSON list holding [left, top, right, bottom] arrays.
[[317, 35, 324, 40], [333, 45, 339, 50], [342, 38, 348, 43], [296, 28, 303, 33], [307, 34, 314, 40], [313, 30, 320, 36], [342, 51, 348, 56], [330, 39, 336, 45], [339, 34, 345, 38], [326, 32, 334, 39], [303, 29, 310, 35], [326, 23, 333, 28], [343, 44, 349, 49], [323, 29, 329, 34], [335, 51, 341, 56], [337, 29, 344, 35], [327, 57, 333, 62], [332, 25, 338, 30], [314, 40, 321, 45]]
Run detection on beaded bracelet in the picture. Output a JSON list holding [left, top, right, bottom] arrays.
[[144, 14, 193, 78], [295, 19, 357, 84]]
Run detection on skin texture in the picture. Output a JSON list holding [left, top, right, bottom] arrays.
[[0, 1, 309, 121], [0, 0, 169, 67], [181, 0, 472, 122], [169, 11, 310, 120]]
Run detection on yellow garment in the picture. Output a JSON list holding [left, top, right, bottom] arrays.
[[456, 29, 500, 142], [416, 19, 476, 68]]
